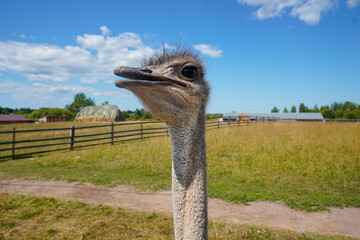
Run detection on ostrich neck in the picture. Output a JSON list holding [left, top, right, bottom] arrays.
[[168, 105, 208, 240]]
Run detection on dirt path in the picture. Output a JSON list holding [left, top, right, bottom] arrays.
[[1, 179, 359, 239]]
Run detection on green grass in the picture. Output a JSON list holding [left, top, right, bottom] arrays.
[[0, 122, 359, 211], [0, 193, 356, 240]]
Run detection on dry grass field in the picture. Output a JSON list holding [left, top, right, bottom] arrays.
[[0, 121, 359, 239], [0, 121, 359, 211]]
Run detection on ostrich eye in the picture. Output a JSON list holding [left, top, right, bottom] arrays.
[[181, 66, 198, 80]]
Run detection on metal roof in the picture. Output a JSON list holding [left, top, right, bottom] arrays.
[[0, 114, 31, 121], [223, 113, 324, 120]]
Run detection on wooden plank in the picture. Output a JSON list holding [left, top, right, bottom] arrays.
[[69, 125, 75, 150], [12, 128, 15, 159]]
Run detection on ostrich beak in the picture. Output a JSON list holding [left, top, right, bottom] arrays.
[[114, 66, 188, 89]]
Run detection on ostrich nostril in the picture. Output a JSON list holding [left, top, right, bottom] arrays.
[[139, 69, 152, 74], [114, 66, 124, 76]]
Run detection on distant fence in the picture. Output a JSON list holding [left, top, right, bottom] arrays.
[[325, 118, 360, 123], [3, 115, 346, 160], [0, 118, 257, 160]]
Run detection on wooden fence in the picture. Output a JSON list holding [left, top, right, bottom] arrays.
[[0, 118, 252, 160]]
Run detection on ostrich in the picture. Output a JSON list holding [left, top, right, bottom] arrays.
[[114, 48, 210, 240]]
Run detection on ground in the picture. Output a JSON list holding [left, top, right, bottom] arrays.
[[1, 179, 359, 239]]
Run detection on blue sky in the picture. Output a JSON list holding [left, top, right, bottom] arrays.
[[0, 0, 359, 113]]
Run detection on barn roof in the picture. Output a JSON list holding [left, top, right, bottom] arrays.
[[0, 114, 31, 121], [223, 113, 324, 120]]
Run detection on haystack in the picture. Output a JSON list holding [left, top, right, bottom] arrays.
[[75, 105, 124, 122], [237, 113, 250, 124]]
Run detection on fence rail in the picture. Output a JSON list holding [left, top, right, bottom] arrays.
[[325, 118, 360, 122], [0, 118, 255, 160]]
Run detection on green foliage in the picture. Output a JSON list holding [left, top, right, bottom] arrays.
[[283, 107, 289, 113], [0, 107, 34, 115], [335, 109, 344, 118], [321, 108, 335, 119], [299, 103, 308, 113], [65, 92, 95, 115], [206, 113, 223, 120], [313, 104, 319, 111], [278, 101, 359, 119], [28, 108, 74, 121], [122, 108, 157, 121], [344, 109, 357, 119], [0, 106, 73, 121], [101, 100, 109, 105], [271, 106, 279, 113]]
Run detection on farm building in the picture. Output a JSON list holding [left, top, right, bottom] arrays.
[[222, 113, 325, 122], [75, 105, 124, 122], [0, 114, 32, 125], [36, 115, 67, 123]]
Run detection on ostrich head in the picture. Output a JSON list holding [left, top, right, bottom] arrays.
[[114, 48, 210, 125]]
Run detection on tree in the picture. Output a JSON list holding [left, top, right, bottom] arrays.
[[290, 106, 296, 113], [299, 103, 308, 113], [344, 109, 357, 119], [342, 101, 356, 111], [313, 104, 319, 112], [320, 105, 329, 111], [28, 108, 74, 121], [65, 93, 95, 115], [102, 100, 109, 105], [271, 106, 279, 113], [283, 107, 289, 113], [321, 108, 335, 119], [335, 109, 344, 118]]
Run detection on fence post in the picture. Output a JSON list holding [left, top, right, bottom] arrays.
[[69, 125, 75, 150], [140, 122, 143, 140], [12, 128, 15, 159], [110, 123, 114, 145], [228, 117, 230, 126], [238, 117, 240, 126], [217, 119, 219, 129]]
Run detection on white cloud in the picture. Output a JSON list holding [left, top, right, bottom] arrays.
[[92, 90, 127, 98], [0, 79, 127, 103], [19, 34, 26, 39], [0, 26, 155, 84], [76, 31, 155, 71], [0, 80, 93, 102], [347, 0, 360, 7], [0, 41, 103, 83], [163, 43, 177, 50], [238, 0, 338, 25], [100, 26, 110, 35], [193, 44, 223, 58], [0, 26, 220, 107], [290, 0, 335, 25]]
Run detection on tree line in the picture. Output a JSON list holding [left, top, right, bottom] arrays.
[[0, 92, 157, 121], [271, 101, 360, 119], [2, 93, 358, 121]]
